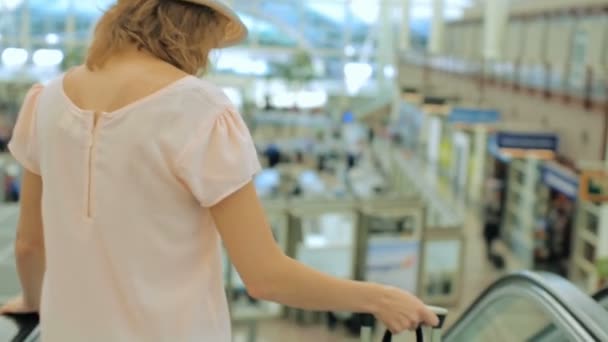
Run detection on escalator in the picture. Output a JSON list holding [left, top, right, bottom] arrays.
[[445, 271, 608, 342], [1, 272, 607, 341]]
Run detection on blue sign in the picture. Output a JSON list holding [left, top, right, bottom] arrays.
[[541, 163, 579, 199], [342, 111, 354, 123], [496, 132, 559, 151], [449, 107, 500, 124]]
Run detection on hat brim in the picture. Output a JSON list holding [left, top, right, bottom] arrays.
[[180, 0, 248, 47]]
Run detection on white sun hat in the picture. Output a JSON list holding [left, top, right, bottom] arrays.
[[179, 0, 248, 47]]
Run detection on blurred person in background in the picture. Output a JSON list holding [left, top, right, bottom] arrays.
[[342, 111, 364, 170], [546, 194, 573, 276], [0, 118, 11, 152], [263, 142, 282, 168], [483, 179, 505, 269], [4, 163, 21, 202], [0, 0, 437, 341]]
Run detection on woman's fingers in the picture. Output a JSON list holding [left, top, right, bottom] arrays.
[[388, 317, 418, 334], [0, 302, 17, 314], [374, 286, 440, 335], [0, 295, 34, 315], [419, 306, 440, 327]]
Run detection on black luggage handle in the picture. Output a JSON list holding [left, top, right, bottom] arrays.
[[1, 313, 39, 342], [364, 306, 448, 342], [382, 329, 422, 342], [381, 326, 438, 342]]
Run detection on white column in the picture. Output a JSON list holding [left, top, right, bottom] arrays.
[[19, 0, 30, 50], [520, 157, 540, 268], [399, 0, 411, 52], [377, 0, 400, 124], [598, 206, 608, 259], [468, 126, 487, 203], [483, 0, 509, 61], [65, 0, 76, 49], [390, 84, 401, 122], [427, 117, 442, 166], [428, 0, 444, 56], [247, 0, 260, 48], [600, 156, 608, 278], [342, 0, 353, 65], [377, 0, 394, 76]]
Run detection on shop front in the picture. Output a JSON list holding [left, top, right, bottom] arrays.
[[485, 130, 559, 267], [571, 169, 608, 292], [533, 161, 579, 276]]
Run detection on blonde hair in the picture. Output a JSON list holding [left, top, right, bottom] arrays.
[[86, 0, 229, 75]]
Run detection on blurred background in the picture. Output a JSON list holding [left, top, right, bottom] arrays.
[[2, 0, 608, 341]]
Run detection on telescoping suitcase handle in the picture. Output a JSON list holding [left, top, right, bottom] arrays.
[[0, 313, 40, 342], [360, 306, 448, 342]]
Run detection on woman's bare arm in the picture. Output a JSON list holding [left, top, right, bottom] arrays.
[[14, 170, 45, 310], [211, 182, 437, 332]]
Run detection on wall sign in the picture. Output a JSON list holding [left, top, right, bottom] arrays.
[[496, 132, 559, 151], [541, 163, 579, 199], [342, 111, 355, 123], [580, 170, 608, 202], [366, 238, 420, 294], [448, 108, 500, 125], [422, 240, 461, 299]]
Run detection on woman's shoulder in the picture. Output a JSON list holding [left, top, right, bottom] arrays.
[[180, 77, 234, 113], [166, 77, 244, 139], [19, 75, 65, 112]]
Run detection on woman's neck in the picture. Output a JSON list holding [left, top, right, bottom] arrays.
[[99, 46, 187, 77], [105, 46, 162, 66]]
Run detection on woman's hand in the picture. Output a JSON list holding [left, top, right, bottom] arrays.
[[372, 285, 439, 334], [0, 295, 38, 315]]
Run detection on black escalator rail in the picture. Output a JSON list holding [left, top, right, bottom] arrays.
[[594, 287, 608, 309], [444, 271, 608, 342], [1, 313, 39, 342]]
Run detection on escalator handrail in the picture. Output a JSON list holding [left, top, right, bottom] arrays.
[[593, 287, 608, 301], [444, 271, 608, 341], [594, 287, 608, 309]]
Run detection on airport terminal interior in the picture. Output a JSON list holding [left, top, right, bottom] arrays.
[[2, 0, 608, 341]]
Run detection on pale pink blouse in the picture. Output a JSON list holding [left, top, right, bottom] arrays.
[[9, 74, 261, 341]]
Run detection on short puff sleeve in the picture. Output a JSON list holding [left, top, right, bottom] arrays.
[[9, 84, 43, 175], [176, 108, 262, 207]]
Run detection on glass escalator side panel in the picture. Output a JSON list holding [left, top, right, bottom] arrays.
[[446, 272, 608, 342], [448, 295, 571, 342]]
